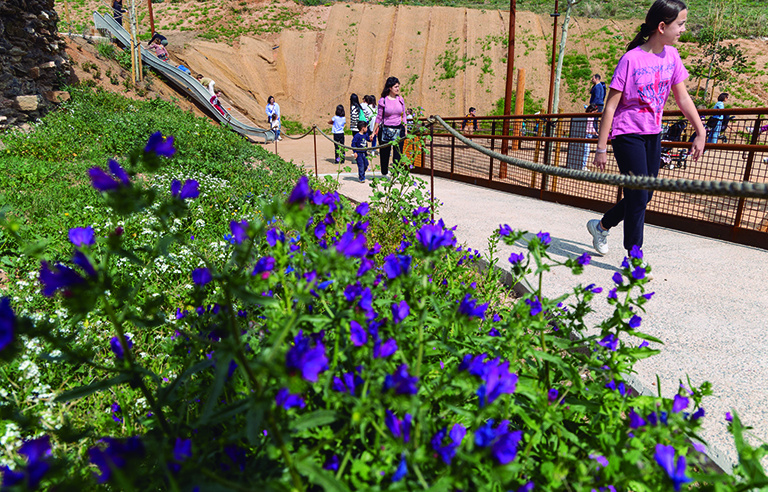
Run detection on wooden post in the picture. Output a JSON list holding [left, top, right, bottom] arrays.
[[531, 119, 543, 187], [63, 0, 73, 35], [147, 0, 155, 36], [512, 68, 525, 151], [551, 126, 564, 192], [500, 0, 516, 160]]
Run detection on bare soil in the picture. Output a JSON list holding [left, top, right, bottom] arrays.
[[57, 0, 768, 133]]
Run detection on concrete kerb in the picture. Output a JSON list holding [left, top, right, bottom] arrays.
[[326, 171, 733, 476]]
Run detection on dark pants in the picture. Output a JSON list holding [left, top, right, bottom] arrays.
[[379, 137, 403, 176], [333, 133, 344, 162], [355, 153, 369, 180], [601, 133, 661, 251]]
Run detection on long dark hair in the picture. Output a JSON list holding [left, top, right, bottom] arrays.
[[350, 93, 362, 113], [380, 76, 400, 99], [335, 104, 345, 117], [267, 96, 275, 105], [626, 0, 687, 52]]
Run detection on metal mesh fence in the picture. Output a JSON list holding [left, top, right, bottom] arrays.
[[417, 109, 768, 248]]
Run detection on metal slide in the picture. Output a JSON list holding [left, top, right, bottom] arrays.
[[93, 12, 275, 143]]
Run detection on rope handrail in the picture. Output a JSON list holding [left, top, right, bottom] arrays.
[[428, 115, 768, 199], [312, 126, 398, 152]]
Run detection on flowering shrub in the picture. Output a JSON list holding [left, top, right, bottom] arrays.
[[1, 133, 767, 490]]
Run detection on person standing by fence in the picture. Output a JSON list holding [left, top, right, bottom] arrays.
[[589, 74, 606, 112], [328, 105, 346, 164], [372, 77, 407, 177], [706, 92, 729, 144], [587, 0, 705, 257]]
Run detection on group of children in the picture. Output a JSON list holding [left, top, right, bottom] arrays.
[[330, 81, 410, 183]]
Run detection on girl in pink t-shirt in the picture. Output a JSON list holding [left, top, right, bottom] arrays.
[[587, 0, 706, 257]]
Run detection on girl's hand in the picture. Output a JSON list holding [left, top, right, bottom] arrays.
[[593, 150, 608, 171], [690, 133, 705, 161]]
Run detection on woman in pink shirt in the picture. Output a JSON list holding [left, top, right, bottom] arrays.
[[587, 0, 705, 258], [371, 76, 407, 177]]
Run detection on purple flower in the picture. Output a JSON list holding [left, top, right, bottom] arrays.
[[173, 438, 192, 463], [639, 340, 650, 348], [524, 296, 542, 316], [5, 436, 53, 489], [499, 224, 513, 236], [576, 252, 591, 266], [252, 256, 276, 277], [477, 359, 518, 407], [392, 456, 408, 482], [725, 412, 733, 422], [356, 202, 370, 216], [314, 222, 327, 240], [145, 132, 176, 156], [171, 179, 199, 199], [111, 402, 123, 423], [590, 453, 609, 469], [323, 455, 339, 471], [385, 410, 412, 442], [192, 267, 212, 286], [536, 231, 551, 245], [288, 176, 311, 204], [608, 288, 618, 300], [73, 250, 97, 277], [585, 283, 603, 294], [518, 482, 535, 492], [335, 231, 368, 258], [628, 408, 646, 429], [672, 394, 689, 413], [350, 320, 367, 346], [629, 245, 643, 259], [654, 444, 692, 491], [509, 252, 525, 265], [110, 334, 133, 359], [39, 262, 84, 297], [383, 254, 412, 279], [612, 272, 623, 285], [229, 220, 249, 244], [458, 294, 488, 320], [285, 331, 329, 382], [431, 424, 466, 465], [276, 388, 306, 409], [547, 388, 559, 403], [597, 333, 619, 351], [332, 372, 364, 395], [391, 300, 410, 324], [266, 228, 285, 247], [628, 315, 642, 329], [89, 160, 131, 191], [89, 437, 145, 484], [69, 227, 95, 247], [373, 338, 398, 358], [383, 364, 418, 395], [488, 327, 500, 337], [643, 292, 655, 300], [691, 407, 705, 420], [631, 266, 646, 280], [491, 428, 523, 465], [0, 297, 16, 354], [416, 220, 456, 251]]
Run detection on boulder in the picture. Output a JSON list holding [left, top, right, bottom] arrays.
[[15, 95, 40, 111], [43, 90, 69, 102]]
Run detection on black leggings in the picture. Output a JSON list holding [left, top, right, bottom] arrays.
[[333, 133, 345, 161], [379, 137, 404, 176], [601, 133, 661, 251]]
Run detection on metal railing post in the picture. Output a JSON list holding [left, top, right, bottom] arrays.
[[450, 133, 455, 176], [489, 133, 495, 182], [313, 126, 318, 178], [732, 116, 763, 233]]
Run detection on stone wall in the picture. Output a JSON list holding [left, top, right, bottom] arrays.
[[0, 0, 71, 127]]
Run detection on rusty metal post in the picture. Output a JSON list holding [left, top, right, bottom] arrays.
[[512, 68, 525, 151], [313, 126, 318, 178], [430, 121, 435, 223], [147, 0, 155, 35], [450, 133, 455, 176], [551, 125, 563, 192], [732, 116, 763, 233], [546, 0, 560, 114], [489, 135, 495, 182], [500, 0, 516, 161]]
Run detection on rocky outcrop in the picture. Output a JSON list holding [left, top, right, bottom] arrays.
[[0, 0, 71, 127]]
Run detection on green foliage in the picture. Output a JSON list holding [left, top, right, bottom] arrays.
[[561, 52, 592, 104], [435, 35, 474, 80], [490, 90, 545, 117], [95, 40, 116, 60]]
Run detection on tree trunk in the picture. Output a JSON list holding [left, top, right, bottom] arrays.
[[552, 0, 578, 114]]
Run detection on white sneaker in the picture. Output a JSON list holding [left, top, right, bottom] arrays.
[[587, 219, 609, 255]]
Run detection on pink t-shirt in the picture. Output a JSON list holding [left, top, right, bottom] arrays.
[[609, 46, 688, 138], [376, 96, 405, 127]]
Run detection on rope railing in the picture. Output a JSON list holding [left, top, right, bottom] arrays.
[[428, 115, 768, 199]]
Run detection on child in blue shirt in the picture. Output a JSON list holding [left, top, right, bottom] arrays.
[[351, 121, 371, 182]]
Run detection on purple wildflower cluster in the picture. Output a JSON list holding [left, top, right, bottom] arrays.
[[332, 369, 364, 395], [458, 293, 488, 319], [383, 364, 419, 395], [275, 388, 306, 409], [385, 410, 413, 442], [474, 419, 523, 464], [459, 354, 518, 407], [285, 330, 329, 382], [89, 159, 131, 192], [654, 444, 692, 491], [431, 423, 466, 464], [0, 436, 52, 489], [170, 179, 200, 200], [89, 436, 145, 484], [416, 219, 456, 251]]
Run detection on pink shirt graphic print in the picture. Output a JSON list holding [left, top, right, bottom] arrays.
[[609, 46, 688, 138]]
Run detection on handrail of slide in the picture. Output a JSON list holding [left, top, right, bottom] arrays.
[[92, 12, 275, 143]]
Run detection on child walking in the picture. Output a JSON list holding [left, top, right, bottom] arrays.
[[352, 121, 371, 182], [587, 0, 705, 256], [328, 105, 346, 163], [270, 113, 280, 141]]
